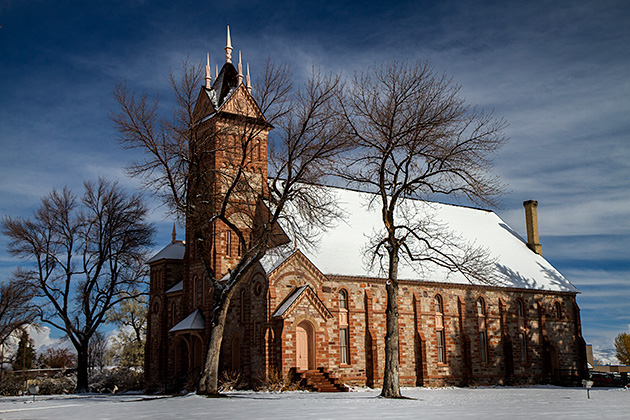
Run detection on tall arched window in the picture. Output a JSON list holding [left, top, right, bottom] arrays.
[[554, 301, 562, 319], [477, 297, 488, 363], [339, 289, 350, 364], [517, 299, 527, 364], [240, 289, 246, 323], [435, 294, 445, 363], [170, 301, 176, 328], [226, 231, 232, 257], [192, 275, 198, 308], [231, 335, 241, 371]]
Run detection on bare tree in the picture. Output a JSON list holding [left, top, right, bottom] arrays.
[[1, 179, 155, 392], [88, 330, 108, 375], [112, 57, 351, 394], [339, 61, 506, 397], [0, 279, 36, 350]]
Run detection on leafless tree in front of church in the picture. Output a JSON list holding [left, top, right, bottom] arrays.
[[338, 61, 507, 397], [0, 279, 36, 355], [1, 179, 154, 392], [112, 57, 351, 394]]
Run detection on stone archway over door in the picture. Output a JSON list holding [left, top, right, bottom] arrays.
[[296, 321, 314, 370]]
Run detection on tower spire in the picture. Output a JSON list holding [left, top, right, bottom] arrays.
[[246, 63, 251, 92], [225, 25, 233, 63], [205, 52, 212, 89], [237, 51, 243, 85], [171, 222, 177, 243]]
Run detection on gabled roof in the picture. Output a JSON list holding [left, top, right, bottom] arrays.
[[272, 285, 333, 320], [260, 245, 296, 274], [212, 62, 239, 108], [194, 63, 269, 127], [169, 309, 205, 333], [280, 186, 578, 293], [147, 241, 185, 264]]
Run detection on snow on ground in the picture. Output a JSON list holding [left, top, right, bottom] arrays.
[[0, 386, 628, 419]]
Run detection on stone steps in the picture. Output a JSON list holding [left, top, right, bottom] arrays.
[[295, 367, 349, 392]]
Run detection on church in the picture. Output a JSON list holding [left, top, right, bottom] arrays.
[[144, 29, 588, 392]]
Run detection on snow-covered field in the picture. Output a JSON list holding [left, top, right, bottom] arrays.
[[0, 386, 628, 419]]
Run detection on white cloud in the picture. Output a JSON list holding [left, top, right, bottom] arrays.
[[27, 325, 73, 354]]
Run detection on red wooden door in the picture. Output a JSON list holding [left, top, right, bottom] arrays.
[[296, 323, 308, 370]]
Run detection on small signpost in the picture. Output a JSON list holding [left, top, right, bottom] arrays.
[[582, 379, 594, 399], [27, 384, 39, 403]]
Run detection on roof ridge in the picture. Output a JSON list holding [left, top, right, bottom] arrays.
[[265, 178, 493, 213]]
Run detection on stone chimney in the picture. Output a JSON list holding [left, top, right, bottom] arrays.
[[523, 200, 542, 256]]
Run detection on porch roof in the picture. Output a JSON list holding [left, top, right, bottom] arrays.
[[169, 309, 205, 333]]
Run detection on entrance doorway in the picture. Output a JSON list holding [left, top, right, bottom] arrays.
[[296, 321, 314, 370]]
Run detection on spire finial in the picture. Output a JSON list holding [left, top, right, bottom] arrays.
[[246, 63, 252, 92], [171, 222, 177, 243], [215, 64, 219, 80], [205, 52, 212, 89], [225, 25, 233, 63], [237, 51, 243, 84]]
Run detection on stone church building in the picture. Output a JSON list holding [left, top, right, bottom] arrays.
[[144, 30, 587, 392]]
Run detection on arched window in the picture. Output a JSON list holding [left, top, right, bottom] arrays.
[[339, 289, 348, 310], [435, 294, 445, 363], [516, 299, 527, 364], [202, 275, 207, 306], [192, 275, 198, 308], [554, 302, 562, 319], [240, 289, 246, 323], [226, 231, 232, 257], [170, 301, 176, 327], [477, 297, 485, 316], [231, 335, 241, 372], [339, 289, 350, 364], [477, 297, 488, 363]]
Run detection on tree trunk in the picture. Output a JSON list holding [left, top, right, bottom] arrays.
[[381, 248, 402, 398], [197, 297, 231, 395], [75, 345, 89, 393]]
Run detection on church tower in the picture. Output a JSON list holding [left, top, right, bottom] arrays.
[[145, 27, 271, 391], [185, 25, 271, 288]]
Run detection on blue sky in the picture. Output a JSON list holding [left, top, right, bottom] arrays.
[[1, 0, 628, 361]]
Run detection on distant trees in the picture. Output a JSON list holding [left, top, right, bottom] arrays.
[[614, 332, 630, 365], [38, 347, 77, 369], [1, 178, 155, 392], [112, 58, 350, 394], [11, 329, 35, 371], [339, 61, 506, 397], [88, 331, 108, 375], [0, 279, 36, 350], [106, 295, 147, 368]]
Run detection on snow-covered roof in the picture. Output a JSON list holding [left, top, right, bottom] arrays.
[[281, 186, 578, 293], [147, 241, 185, 264], [169, 309, 205, 333], [273, 285, 308, 317], [165, 280, 183, 294]]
